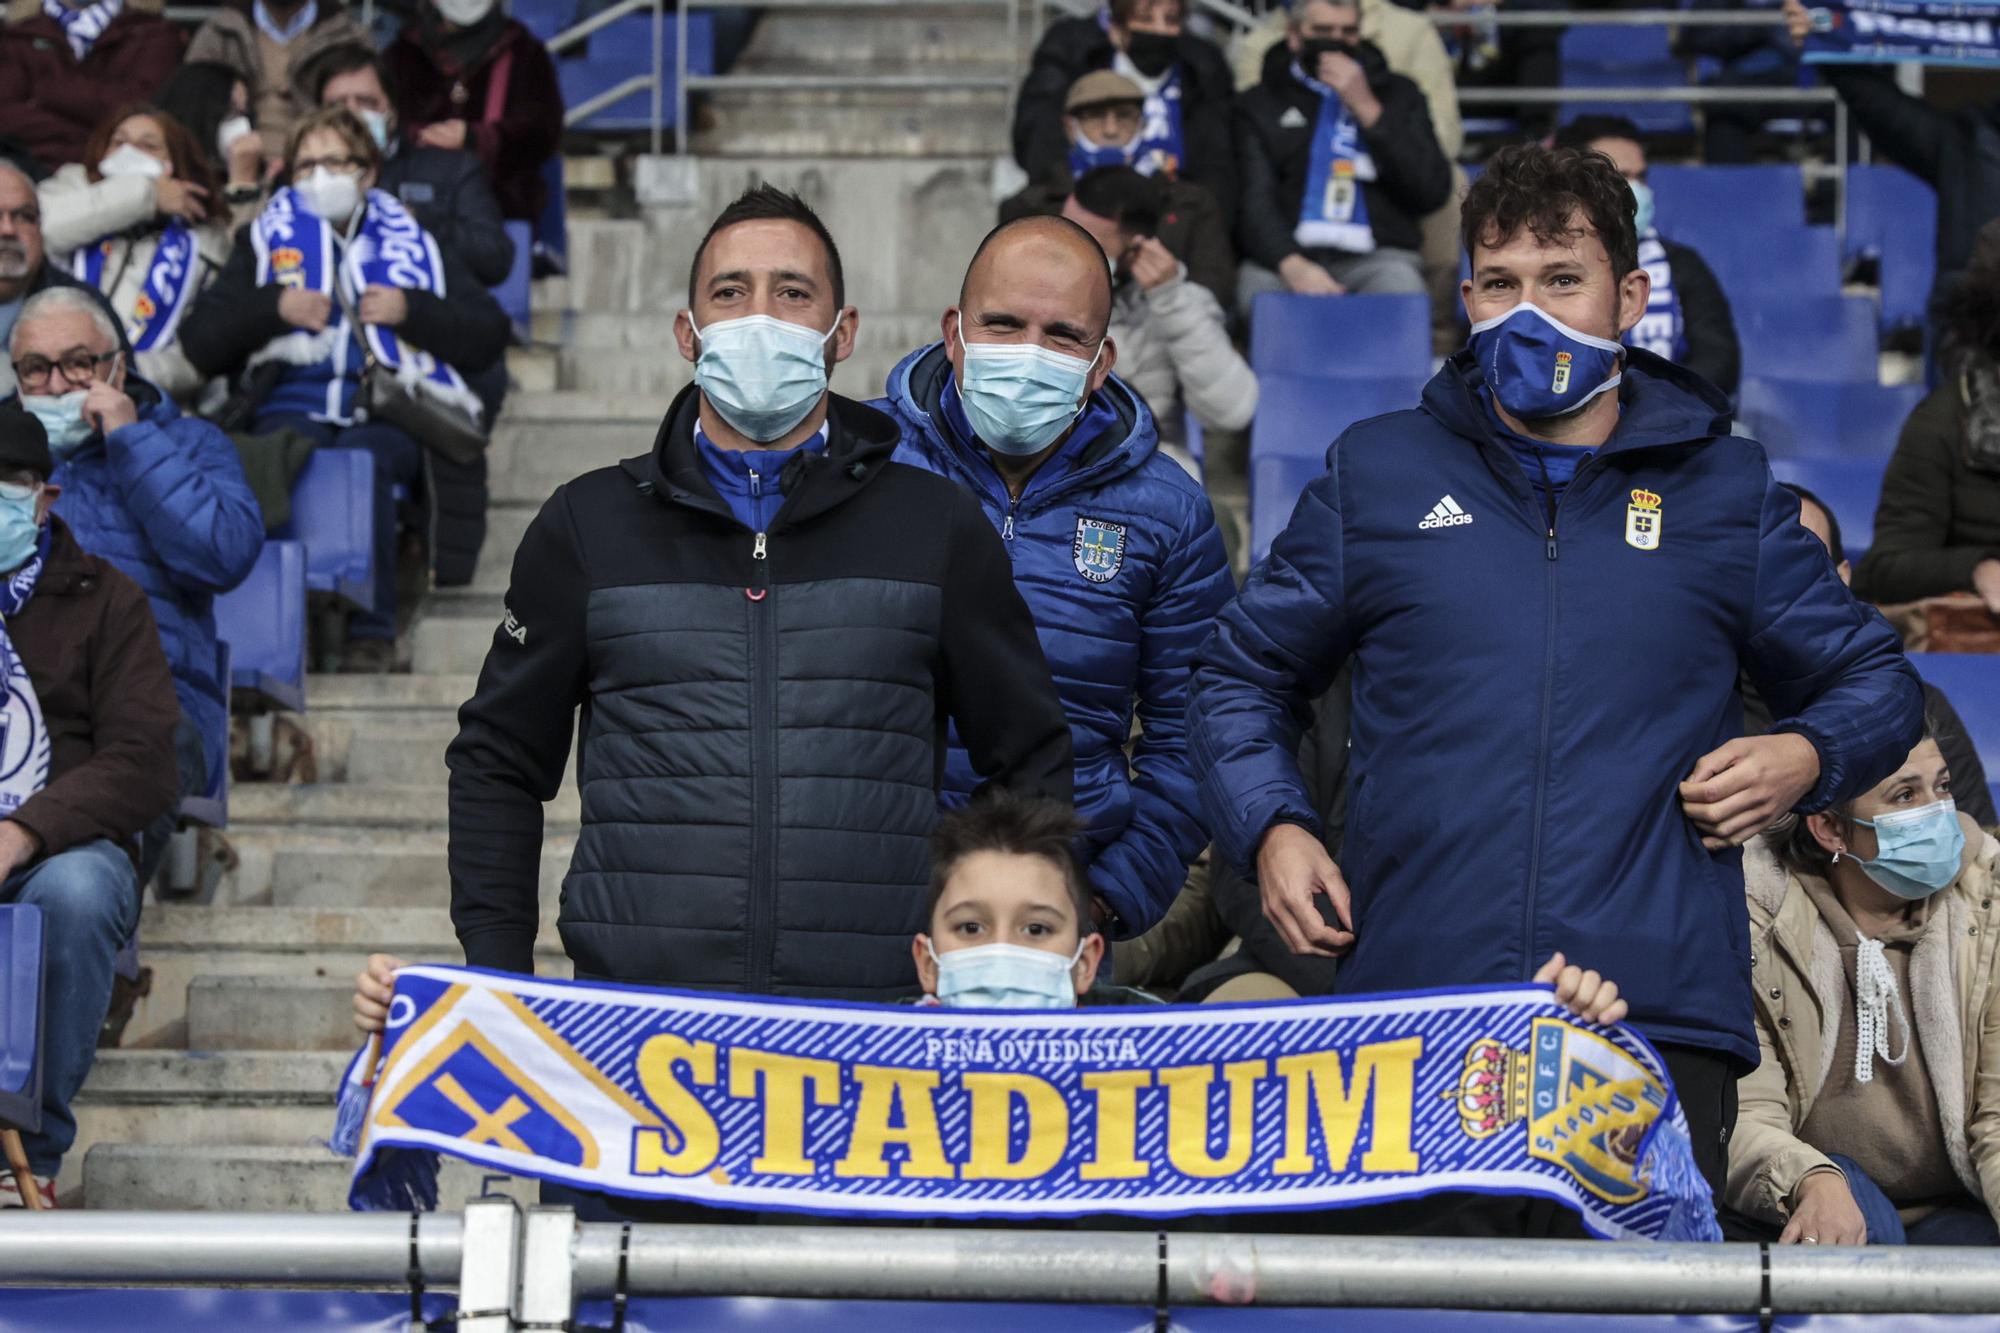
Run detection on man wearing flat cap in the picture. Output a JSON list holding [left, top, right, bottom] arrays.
[[0, 407, 179, 1209]]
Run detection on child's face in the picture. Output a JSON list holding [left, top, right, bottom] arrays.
[[913, 850, 1105, 998]]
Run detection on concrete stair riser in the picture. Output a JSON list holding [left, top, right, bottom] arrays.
[[82, 1145, 536, 1212], [220, 829, 573, 910]]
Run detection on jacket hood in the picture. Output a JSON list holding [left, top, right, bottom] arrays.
[[1423, 344, 1734, 455], [885, 340, 1161, 484]]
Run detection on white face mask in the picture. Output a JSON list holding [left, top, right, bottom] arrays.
[[99, 143, 167, 180], [216, 115, 255, 161], [434, 0, 495, 24], [294, 166, 362, 223]]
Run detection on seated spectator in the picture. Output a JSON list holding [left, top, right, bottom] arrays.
[[999, 71, 1235, 309], [37, 106, 235, 404], [180, 108, 509, 672], [1062, 167, 1257, 453], [7, 287, 262, 845], [156, 61, 272, 230], [0, 164, 128, 399], [185, 0, 371, 161], [1727, 735, 1999, 1246], [1852, 240, 2000, 616], [1763, 483, 1996, 829], [1013, 0, 1237, 212], [1430, 0, 1563, 140], [1232, 0, 1451, 312], [0, 0, 185, 172], [1677, 0, 1799, 166], [1554, 116, 1740, 396], [0, 407, 180, 1208], [383, 0, 564, 226]]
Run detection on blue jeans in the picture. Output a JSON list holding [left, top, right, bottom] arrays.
[[265, 417, 424, 641], [1825, 1153, 2000, 1246], [0, 840, 139, 1173]]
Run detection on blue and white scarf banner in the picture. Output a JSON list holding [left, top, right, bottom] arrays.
[[0, 527, 52, 819], [333, 967, 1722, 1242], [1802, 0, 2000, 67], [72, 222, 202, 355], [1291, 63, 1377, 255], [1626, 231, 1687, 365], [248, 187, 483, 426]]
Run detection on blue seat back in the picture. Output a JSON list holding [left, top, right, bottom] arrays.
[[215, 540, 308, 714], [1766, 454, 1887, 560], [1908, 654, 2000, 808], [0, 904, 43, 1130], [1249, 293, 1430, 379], [560, 13, 714, 130], [1691, 225, 1842, 306], [1737, 295, 1879, 384], [1846, 164, 1937, 332], [177, 642, 230, 829], [534, 156, 567, 275], [1649, 165, 1805, 237], [493, 220, 533, 343], [272, 450, 375, 612], [1736, 377, 1924, 459], [1250, 372, 1428, 562]]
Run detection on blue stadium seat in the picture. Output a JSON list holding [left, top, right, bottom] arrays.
[[533, 156, 568, 277], [1649, 165, 1805, 237], [1687, 225, 1843, 312], [1249, 372, 1428, 562], [493, 220, 533, 343], [272, 450, 375, 612], [1736, 295, 1879, 384], [1248, 293, 1431, 379], [1183, 410, 1204, 475], [214, 540, 308, 713], [178, 642, 230, 830], [511, 0, 567, 42], [1766, 454, 1886, 560], [1559, 24, 1691, 134], [0, 905, 44, 1138], [560, 13, 714, 131], [1846, 164, 1937, 333], [1735, 377, 1924, 458], [1908, 652, 2000, 818]]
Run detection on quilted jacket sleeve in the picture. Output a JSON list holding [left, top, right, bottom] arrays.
[[102, 413, 264, 597]]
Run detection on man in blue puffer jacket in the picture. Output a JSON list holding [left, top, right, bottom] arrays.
[[9, 288, 262, 819], [878, 215, 1233, 940], [1188, 143, 1923, 1232]]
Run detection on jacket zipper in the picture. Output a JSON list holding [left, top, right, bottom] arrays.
[[746, 528, 778, 992]]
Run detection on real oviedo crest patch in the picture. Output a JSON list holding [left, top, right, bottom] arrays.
[[1072, 518, 1127, 583], [1624, 488, 1662, 552]]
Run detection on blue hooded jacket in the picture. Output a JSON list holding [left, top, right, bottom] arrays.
[[878, 343, 1233, 936], [1189, 350, 1925, 1065], [49, 379, 263, 786]]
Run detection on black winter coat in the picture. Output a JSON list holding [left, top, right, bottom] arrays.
[[1853, 381, 2000, 604], [1662, 238, 1741, 397], [446, 389, 1076, 997], [1012, 18, 1238, 213], [1232, 48, 1452, 266], [377, 144, 516, 288]]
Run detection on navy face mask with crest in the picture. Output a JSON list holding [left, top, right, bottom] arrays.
[[1468, 301, 1624, 423]]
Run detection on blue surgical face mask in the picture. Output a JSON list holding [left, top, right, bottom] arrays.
[[0, 484, 39, 573], [691, 313, 838, 445], [1466, 301, 1624, 424], [21, 388, 94, 457], [955, 313, 1105, 457], [926, 938, 1085, 1010], [1851, 798, 1966, 901], [1629, 178, 1656, 237], [1070, 126, 1138, 171]]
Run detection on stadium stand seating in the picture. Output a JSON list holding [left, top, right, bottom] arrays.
[[1558, 23, 1691, 135], [1649, 163, 1806, 235], [213, 540, 309, 715], [1908, 653, 2000, 819], [558, 12, 715, 131], [271, 450, 376, 612], [1250, 373, 1429, 563], [1249, 293, 1431, 379], [1736, 378, 1924, 458], [1766, 454, 1887, 560], [1736, 294, 1880, 384], [1845, 164, 1937, 335]]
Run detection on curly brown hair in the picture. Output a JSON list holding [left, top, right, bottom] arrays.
[[1461, 142, 1639, 283]]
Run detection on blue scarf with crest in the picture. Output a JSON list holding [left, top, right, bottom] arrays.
[[0, 525, 52, 819], [72, 221, 202, 354], [1290, 62, 1376, 254], [1625, 230, 1687, 365]]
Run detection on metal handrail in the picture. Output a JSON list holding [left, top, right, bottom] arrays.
[[1457, 86, 1837, 104], [1424, 7, 1789, 23], [544, 0, 652, 55], [0, 1212, 463, 1288]]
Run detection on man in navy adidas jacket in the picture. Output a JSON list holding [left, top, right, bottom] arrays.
[[1188, 143, 1923, 1231], [879, 215, 1233, 940]]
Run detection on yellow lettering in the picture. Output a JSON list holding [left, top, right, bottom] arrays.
[[1078, 1069, 1153, 1181], [1159, 1059, 1266, 1179], [834, 1064, 956, 1179], [1273, 1037, 1422, 1176], [727, 1047, 840, 1176], [962, 1071, 1067, 1181], [631, 1034, 720, 1177]]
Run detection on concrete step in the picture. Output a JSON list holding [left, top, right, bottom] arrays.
[[548, 309, 934, 402], [693, 93, 1010, 159], [487, 417, 653, 490], [230, 782, 577, 830], [740, 5, 1021, 69], [187, 975, 376, 1051], [307, 673, 478, 713], [82, 1144, 535, 1212], [221, 828, 573, 909], [411, 612, 509, 675], [469, 502, 535, 593]]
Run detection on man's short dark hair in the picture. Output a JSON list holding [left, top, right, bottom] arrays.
[[1553, 115, 1645, 153], [925, 790, 1093, 933], [686, 185, 845, 311], [1110, 0, 1183, 25], [312, 43, 400, 113], [1071, 166, 1163, 237], [1461, 143, 1639, 283], [1782, 481, 1844, 561]]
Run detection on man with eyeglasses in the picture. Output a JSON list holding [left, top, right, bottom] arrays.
[[5, 287, 261, 876], [0, 406, 180, 1207], [0, 163, 128, 399]]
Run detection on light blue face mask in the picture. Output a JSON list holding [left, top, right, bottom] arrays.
[[21, 389, 93, 458], [955, 313, 1105, 457], [1466, 301, 1624, 424], [359, 108, 391, 151], [927, 939, 1084, 1010], [0, 484, 39, 572], [1629, 178, 1657, 237], [691, 313, 839, 445], [1851, 798, 1966, 901]]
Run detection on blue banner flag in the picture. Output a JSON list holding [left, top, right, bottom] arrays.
[[334, 967, 1721, 1241], [1802, 0, 2000, 67]]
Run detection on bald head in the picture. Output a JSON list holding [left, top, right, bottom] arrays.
[[959, 216, 1115, 340]]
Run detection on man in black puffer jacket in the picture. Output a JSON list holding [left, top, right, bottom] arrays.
[[446, 187, 1075, 1000]]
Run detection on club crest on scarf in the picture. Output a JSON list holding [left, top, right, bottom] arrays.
[[1073, 517, 1127, 583], [73, 222, 201, 354], [1625, 488, 1663, 552], [0, 533, 52, 818], [336, 968, 1722, 1241]]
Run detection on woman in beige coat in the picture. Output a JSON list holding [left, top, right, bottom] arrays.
[[37, 106, 234, 404], [1728, 733, 2000, 1246]]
